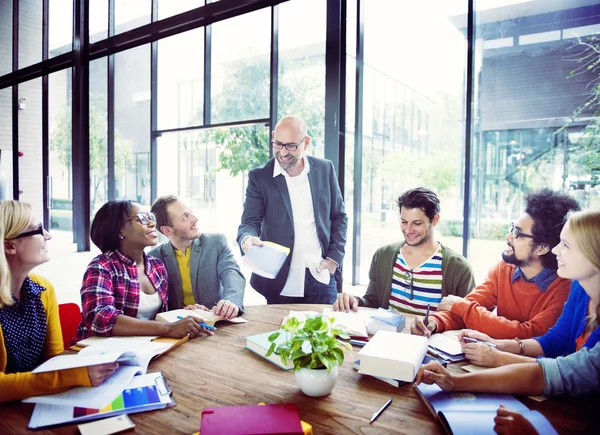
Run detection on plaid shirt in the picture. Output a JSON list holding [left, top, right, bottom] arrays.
[[75, 250, 169, 342]]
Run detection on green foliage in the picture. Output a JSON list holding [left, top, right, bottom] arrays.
[[50, 98, 135, 208], [266, 314, 351, 372], [565, 36, 600, 176], [378, 149, 459, 198], [210, 56, 326, 176]]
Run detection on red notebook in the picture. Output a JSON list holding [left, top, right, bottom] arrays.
[[200, 403, 304, 435]]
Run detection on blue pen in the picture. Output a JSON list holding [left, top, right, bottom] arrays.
[[176, 315, 217, 331]]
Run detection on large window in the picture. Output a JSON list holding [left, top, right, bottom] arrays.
[[157, 28, 204, 130], [468, 0, 600, 281], [114, 45, 150, 205], [278, 0, 326, 158], [0, 0, 12, 76], [210, 8, 271, 124], [354, 0, 467, 284], [49, 0, 73, 57]]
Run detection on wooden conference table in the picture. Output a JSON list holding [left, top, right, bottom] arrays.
[[1, 304, 599, 434]]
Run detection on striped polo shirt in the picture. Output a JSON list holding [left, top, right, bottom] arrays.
[[389, 244, 443, 316]]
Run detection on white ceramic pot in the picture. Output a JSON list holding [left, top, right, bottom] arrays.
[[294, 365, 339, 397]]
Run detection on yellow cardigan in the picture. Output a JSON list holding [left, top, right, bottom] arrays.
[[0, 274, 91, 403]]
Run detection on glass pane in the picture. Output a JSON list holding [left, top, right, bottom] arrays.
[[0, 0, 12, 75], [19, 0, 42, 69], [157, 28, 204, 130], [115, 0, 151, 35], [211, 8, 270, 124], [0, 88, 13, 199], [157, 123, 270, 240], [49, 68, 72, 236], [159, 0, 204, 20], [470, 0, 600, 282], [18, 78, 43, 216], [114, 45, 150, 205], [49, 0, 73, 57], [357, 0, 467, 284], [278, 0, 326, 158], [89, 58, 108, 213], [90, 0, 108, 44]]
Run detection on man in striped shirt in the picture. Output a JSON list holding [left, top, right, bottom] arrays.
[[333, 187, 476, 316]]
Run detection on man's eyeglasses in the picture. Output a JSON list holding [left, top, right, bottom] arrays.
[[271, 137, 306, 152], [509, 222, 534, 240], [12, 224, 46, 239], [122, 212, 156, 226]]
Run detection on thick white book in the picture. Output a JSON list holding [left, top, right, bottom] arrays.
[[358, 331, 428, 382]]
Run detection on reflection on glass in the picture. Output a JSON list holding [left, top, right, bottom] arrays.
[[18, 78, 43, 216], [469, 0, 600, 282], [114, 45, 150, 205], [19, 0, 42, 69], [0, 88, 13, 198], [211, 8, 270, 124], [89, 0, 108, 44], [89, 58, 108, 214], [49, 0, 73, 57], [0, 0, 13, 75], [115, 0, 150, 35], [48, 69, 72, 234], [278, 0, 326, 158], [355, 0, 466, 284], [157, 124, 270, 242], [159, 0, 204, 20], [158, 28, 204, 130]]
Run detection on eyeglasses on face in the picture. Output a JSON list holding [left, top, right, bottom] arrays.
[[271, 137, 306, 152], [509, 222, 534, 240], [121, 212, 156, 226], [12, 224, 46, 239]]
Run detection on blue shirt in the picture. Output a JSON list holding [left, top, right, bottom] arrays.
[[539, 341, 600, 396], [511, 267, 557, 293], [535, 280, 600, 357], [0, 278, 48, 373]]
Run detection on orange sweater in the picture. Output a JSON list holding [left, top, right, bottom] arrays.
[[431, 261, 571, 339], [0, 275, 90, 404]]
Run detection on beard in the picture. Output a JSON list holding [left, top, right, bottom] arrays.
[[276, 152, 301, 169], [173, 227, 200, 241], [502, 245, 535, 268]]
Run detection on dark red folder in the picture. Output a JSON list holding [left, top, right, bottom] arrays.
[[200, 403, 304, 435]]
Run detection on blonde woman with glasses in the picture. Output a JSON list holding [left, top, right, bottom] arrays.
[[74, 200, 211, 343], [0, 200, 117, 403]]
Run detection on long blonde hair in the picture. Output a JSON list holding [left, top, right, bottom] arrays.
[[0, 201, 33, 307], [569, 209, 600, 331]]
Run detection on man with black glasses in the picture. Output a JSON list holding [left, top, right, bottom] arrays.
[[333, 187, 476, 316], [411, 189, 580, 340], [237, 115, 347, 304]]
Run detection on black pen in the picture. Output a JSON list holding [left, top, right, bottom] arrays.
[[424, 304, 430, 328], [370, 398, 392, 424]]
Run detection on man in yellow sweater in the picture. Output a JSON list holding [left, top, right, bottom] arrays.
[[149, 196, 245, 319], [411, 189, 580, 340]]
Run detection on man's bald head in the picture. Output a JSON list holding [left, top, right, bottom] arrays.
[[274, 115, 308, 138]]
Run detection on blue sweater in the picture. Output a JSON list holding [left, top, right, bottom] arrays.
[[535, 280, 600, 357]]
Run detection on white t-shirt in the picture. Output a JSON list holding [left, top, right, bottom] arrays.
[[136, 291, 162, 320]]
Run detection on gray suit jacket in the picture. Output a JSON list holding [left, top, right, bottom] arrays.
[[148, 233, 245, 312], [236, 156, 348, 299]]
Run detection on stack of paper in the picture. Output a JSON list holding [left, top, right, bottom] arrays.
[[242, 241, 290, 279], [427, 334, 466, 363]]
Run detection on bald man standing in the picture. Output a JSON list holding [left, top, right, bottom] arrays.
[[237, 115, 348, 304]]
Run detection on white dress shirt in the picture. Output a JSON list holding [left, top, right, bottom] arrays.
[[273, 157, 329, 297]]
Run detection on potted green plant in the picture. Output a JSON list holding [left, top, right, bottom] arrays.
[[266, 314, 352, 397]]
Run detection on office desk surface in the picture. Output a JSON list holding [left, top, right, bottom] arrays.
[[1, 304, 598, 434]]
